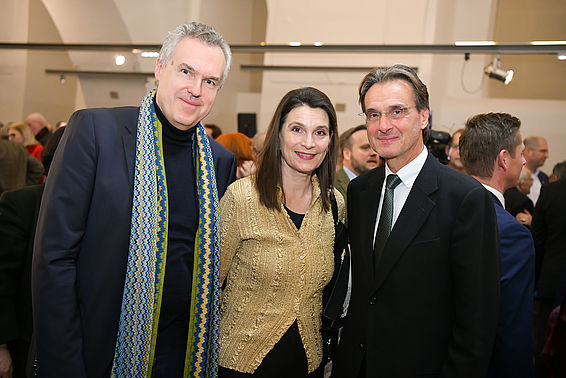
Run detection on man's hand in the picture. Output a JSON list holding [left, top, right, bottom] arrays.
[[0, 344, 13, 378], [516, 210, 532, 227]]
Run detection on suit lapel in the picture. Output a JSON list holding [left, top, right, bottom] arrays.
[[371, 154, 439, 293], [357, 167, 385, 272], [122, 112, 137, 187]]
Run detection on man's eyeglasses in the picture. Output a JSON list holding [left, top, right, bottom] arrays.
[[359, 106, 415, 123]]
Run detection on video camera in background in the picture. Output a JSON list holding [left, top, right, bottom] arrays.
[[424, 111, 450, 165], [426, 130, 450, 165]]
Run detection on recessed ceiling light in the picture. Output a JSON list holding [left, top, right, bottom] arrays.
[[115, 55, 126, 66]]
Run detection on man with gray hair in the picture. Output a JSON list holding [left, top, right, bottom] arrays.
[[460, 112, 535, 378], [32, 22, 236, 377], [332, 65, 499, 377], [24, 112, 52, 146]]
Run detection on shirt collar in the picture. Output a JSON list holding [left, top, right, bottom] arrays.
[[342, 166, 357, 181], [384, 145, 428, 190], [482, 183, 505, 207]]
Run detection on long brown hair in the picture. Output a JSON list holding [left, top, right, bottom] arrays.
[[255, 87, 338, 212]]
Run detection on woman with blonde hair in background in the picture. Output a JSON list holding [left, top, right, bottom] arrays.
[[8, 123, 43, 161]]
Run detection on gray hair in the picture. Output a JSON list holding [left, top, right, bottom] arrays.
[[358, 64, 430, 142], [158, 22, 232, 86]]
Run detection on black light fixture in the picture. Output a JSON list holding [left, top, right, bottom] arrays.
[[484, 55, 514, 85]]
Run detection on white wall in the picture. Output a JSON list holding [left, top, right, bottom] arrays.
[[1, 0, 564, 172], [258, 0, 566, 173]]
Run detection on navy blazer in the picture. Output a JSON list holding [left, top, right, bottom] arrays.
[[32, 107, 236, 378], [332, 153, 500, 378], [487, 195, 535, 378]]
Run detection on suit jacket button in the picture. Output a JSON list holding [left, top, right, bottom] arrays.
[[369, 297, 377, 305]]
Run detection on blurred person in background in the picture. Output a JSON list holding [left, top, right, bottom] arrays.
[[8, 123, 43, 161], [445, 128, 465, 173], [0, 139, 43, 196], [205, 123, 223, 139], [504, 166, 534, 227], [217, 132, 256, 178], [24, 113, 51, 146], [0, 127, 65, 378], [252, 131, 266, 157], [334, 124, 379, 199]]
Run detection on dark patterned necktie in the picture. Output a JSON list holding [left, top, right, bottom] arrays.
[[373, 174, 402, 273]]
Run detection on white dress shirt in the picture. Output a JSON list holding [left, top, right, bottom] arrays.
[[373, 146, 428, 245], [481, 184, 505, 208], [527, 169, 543, 205], [343, 166, 357, 181]]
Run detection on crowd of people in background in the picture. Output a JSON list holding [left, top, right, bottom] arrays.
[[1, 21, 566, 378]]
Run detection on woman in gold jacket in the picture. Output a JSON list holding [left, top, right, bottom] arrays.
[[218, 87, 345, 377]]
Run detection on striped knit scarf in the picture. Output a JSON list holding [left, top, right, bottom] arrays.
[[111, 89, 221, 377]]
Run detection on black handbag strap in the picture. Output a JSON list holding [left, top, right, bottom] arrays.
[[323, 188, 350, 324], [330, 189, 339, 226]]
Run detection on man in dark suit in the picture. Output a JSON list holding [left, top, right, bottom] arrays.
[[532, 164, 566, 378], [331, 65, 499, 377], [460, 112, 535, 378], [334, 124, 379, 199], [32, 23, 236, 378]]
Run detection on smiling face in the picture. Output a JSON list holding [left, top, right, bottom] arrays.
[[279, 106, 331, 178], [364, 80, 429, 172], [154, 37, 226, 130]]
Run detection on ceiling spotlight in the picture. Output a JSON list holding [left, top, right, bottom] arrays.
[[115, 55, 126, 66], [59, 74, 66, 84], [484, 55, 514, 85], [558, 52, 566, 61], [140, 51, 159, 58]]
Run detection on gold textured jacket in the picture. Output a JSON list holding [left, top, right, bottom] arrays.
[[218, 175, 345, 373]]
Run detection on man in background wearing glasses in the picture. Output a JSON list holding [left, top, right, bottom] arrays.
[[445, 128, 466, 173], [332, 65, 499, 378]]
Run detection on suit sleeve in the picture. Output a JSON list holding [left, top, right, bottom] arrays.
[[0, 191, 28, 344], [443, 186, 500, 377], [491, 220, 535, 377], [32, 110, 98, 377]]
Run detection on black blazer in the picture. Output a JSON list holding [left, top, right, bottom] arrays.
[[504, 186, 534, 217], [532, 178, 566, 299], [32, 107, 236, 378], [0, 184, 44, 345], [332, 153, 500, 378]]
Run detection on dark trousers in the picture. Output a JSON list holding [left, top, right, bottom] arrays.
[[535, 298, 555, 378], [219, 321, 323, 378]]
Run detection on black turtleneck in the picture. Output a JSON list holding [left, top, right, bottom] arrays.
[[153, 98, 198, 374]]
